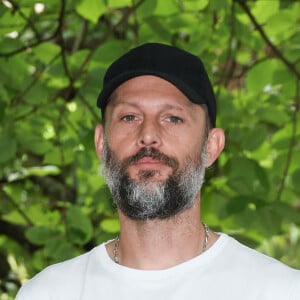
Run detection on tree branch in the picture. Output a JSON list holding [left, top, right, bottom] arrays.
[[55, 0, 73, 84], [276, 80, 300, 202], [130, 0, 140, 43], [216, 0, 236, 96], [0, 189, 33, 226], [72, 0, 146, 83], [77, 92, 100, 123], [71, 20, 88, 54], [235, 0, 300, 80], [0, 220, 38, 251], [0, 0, 66, 57], [9, 0, 42, 40], [0, 36, 52, 57]]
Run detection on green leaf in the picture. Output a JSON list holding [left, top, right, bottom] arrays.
[[43, 145, 75, 165], [251, 0, 279, 23], [0, 56, 28, 89], [256, 205, 282, 235], [136, 0, 157, 19], [92, 40, 130, 67], [25, 226, 59, 246], [142, 17, 172, 41], [0, 134, 17, 164], [272, 66, 296, 98], [165, 13, 198, 33], [0, 10, 24, 36], [18, 136, 52, 156], [292, 169, 300, 193], [0, 101, 6, 122], [44, 238, 79, 261], [68, 49, 90, 73], [256, 106, 290, 126], [241, 125, 267, 151], [0, 37, 24, 55], [264, 9, 299, 42], [0, 3, 7, 17], [153, 0, 179, 16], [183, 0, 209, 11], [209, 0, 229, 10], [225, 157, 269, 195], [33, 42, 61, 64], [100, 218, 120, 233], [226, 196, 251, 215], [246, 60, 274, 94], [76, 0, 106, 23], [0, 82, 9, 104], [272, 202, 300, 224], [66, 206, 93, 245], [45, 63, 69, 88], [107, 0, 132, 8]]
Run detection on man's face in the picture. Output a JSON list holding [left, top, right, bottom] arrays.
[[98, 75, 210, 220]]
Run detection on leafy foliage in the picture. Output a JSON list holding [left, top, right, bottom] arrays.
[[0, 0, 299, 298]]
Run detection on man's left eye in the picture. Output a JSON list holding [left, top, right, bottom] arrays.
[[166, 116, 183, 124], [121, 115, 136, 122]]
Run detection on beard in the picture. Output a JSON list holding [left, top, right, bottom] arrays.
[[101, 138, 207, 221]]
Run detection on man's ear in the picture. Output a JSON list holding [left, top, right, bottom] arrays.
[[94, 124, 104, 160], [205, 128, 225, 167]]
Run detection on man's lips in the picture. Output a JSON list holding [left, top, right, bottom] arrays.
[[121, 147, 179, 171], [132, 157, 166, 167]]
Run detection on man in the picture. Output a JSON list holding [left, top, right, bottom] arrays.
[[17, 43, 300, 299]]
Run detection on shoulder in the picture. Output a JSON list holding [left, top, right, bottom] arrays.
[[219, 234, 300, 298], [221, 234, 297, 273], [16, 244, 104, 300], [223, 234, 296, 271]]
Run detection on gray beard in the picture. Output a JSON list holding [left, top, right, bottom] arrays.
[[101, 139, 207, 220]]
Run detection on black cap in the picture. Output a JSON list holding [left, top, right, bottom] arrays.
[[97, 43, 216, 127]]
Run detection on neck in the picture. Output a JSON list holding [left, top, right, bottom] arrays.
[[106, 198, 219, 270]]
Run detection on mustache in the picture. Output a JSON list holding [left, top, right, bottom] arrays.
[[121, 147, 179, 171]]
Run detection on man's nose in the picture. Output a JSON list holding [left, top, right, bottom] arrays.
[[137, 119, 162, 148]]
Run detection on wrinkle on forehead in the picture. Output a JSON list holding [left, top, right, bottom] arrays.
[[104, 75, 206, 125], [108, 99, 193, 112]]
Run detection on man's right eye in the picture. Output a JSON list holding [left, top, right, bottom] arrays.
[[121, 115, 136, 122]]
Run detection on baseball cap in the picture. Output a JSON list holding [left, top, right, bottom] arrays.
[[97, 43, 216, 127]]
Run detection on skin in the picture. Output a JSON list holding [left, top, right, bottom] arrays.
[[94, 75, 225, 270]]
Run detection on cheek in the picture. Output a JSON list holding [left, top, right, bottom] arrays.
[[105, 132, 136, 161], [180, 136, 205, 162]]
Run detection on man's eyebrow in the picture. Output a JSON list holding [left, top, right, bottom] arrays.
[[109, 101, 138, 108], [162, 104, 186, 111], [110, 101, 191, 112]]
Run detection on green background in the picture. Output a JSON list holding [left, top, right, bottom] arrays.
[[0, 0, 300, 298]]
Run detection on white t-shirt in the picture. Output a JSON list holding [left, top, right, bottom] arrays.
[[16, 233, 300, 300]]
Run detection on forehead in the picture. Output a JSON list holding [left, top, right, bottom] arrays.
[[106, 75, 201, 113]]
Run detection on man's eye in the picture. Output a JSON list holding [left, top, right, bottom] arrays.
[[166, 116, 183, 124], [121, 115, 136, 122]]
